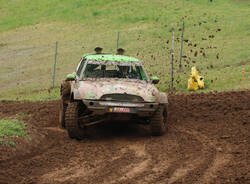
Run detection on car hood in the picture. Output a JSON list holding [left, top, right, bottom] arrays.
[[75, 79, 161, 102]]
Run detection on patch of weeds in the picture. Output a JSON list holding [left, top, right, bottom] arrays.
[[0, 119, 29, 147], [8, 141, 16, 147], [18, 112, 28, 120]]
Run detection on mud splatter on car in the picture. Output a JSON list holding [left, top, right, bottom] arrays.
[[60, 51, 168, 139]]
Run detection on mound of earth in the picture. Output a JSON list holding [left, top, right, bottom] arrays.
[[0, 90, 249, 184]]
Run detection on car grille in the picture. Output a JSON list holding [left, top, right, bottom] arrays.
[[100, 94, 144, 102]]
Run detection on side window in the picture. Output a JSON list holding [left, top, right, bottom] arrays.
[[76, 59, 86, 76]]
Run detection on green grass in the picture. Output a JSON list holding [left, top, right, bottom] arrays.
[[0, 88, 61, 102], [0, 0, 249, 100], [0, 119, 29, 146]]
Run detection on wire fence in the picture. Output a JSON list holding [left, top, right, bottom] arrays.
[[0, 16, 248, 99]]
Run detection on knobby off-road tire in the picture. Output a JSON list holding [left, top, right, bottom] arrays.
[[150, 106, 167, 136], [59, 100, 67, 128], [65, 102, 86, 140]]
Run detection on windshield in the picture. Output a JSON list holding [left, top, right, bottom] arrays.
[[81, 61, 148, 80]]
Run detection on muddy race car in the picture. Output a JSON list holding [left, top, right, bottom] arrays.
[[59, 49, 168, 139]]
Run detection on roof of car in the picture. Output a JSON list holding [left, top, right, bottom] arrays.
[[84, 54, 140, 63]]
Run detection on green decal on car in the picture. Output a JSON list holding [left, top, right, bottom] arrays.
[[84, 54, 139, 63], [66, 74, 76, 80], [148, 95, 154, 101], [109, 86, 115, 91], [87, 91, 96, 99]]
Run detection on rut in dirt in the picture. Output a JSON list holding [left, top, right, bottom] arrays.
[[0, 90, 249, 184]]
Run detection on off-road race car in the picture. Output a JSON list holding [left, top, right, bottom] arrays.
[[59, 50, 168, 139]]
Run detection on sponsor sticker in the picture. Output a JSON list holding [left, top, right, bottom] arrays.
[[110, 107, 131, 113]]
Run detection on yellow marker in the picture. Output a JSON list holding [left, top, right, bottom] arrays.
[[187, 67, 205, 90]]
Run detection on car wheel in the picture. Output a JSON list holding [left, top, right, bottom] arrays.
[[59, 100, 67, 128], [150, 106, 167, 136], [65, 102, 86, 140]]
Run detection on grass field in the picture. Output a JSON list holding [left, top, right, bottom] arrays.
[[0, 119, 29, 146], [0, 0, 249, 100]]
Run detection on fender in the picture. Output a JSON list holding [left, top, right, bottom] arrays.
[[157, 92, 168, 104], [72, 88, 81, 100]]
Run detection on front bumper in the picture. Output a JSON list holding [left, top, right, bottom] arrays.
[[82, 100, 159, 117]]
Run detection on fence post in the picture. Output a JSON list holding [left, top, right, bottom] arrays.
[[171, 31, 174, 89], [179, 21, 184, 70], [116, 31, 120, 49], [52, 41, 58, 88], [242, 68, 244, 90]]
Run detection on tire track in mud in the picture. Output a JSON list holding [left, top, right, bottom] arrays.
[[39, 134, 151, 184], [171, 127, 232, 184], [0, 90, 249, 184], [40, 127, 220, 184], [0, 128, 75, 184], [137, 128, 207, 184]]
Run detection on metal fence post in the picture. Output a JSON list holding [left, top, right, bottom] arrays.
[[52, 41, 58, 88], [171, 31, 174, 89], [179, 21, 184, 70]]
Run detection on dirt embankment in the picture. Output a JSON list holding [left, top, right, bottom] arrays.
[[0, 91, 249, 184]]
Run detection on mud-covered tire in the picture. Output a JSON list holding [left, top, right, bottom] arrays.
[[65, 102, 86, 140], [59, 100, 67, 128], [150, 106, 167, 136]]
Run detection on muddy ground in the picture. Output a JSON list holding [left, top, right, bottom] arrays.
[[0, 91, 249, 184]]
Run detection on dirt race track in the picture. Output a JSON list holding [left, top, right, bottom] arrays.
[[0, 91, 249, 184]]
